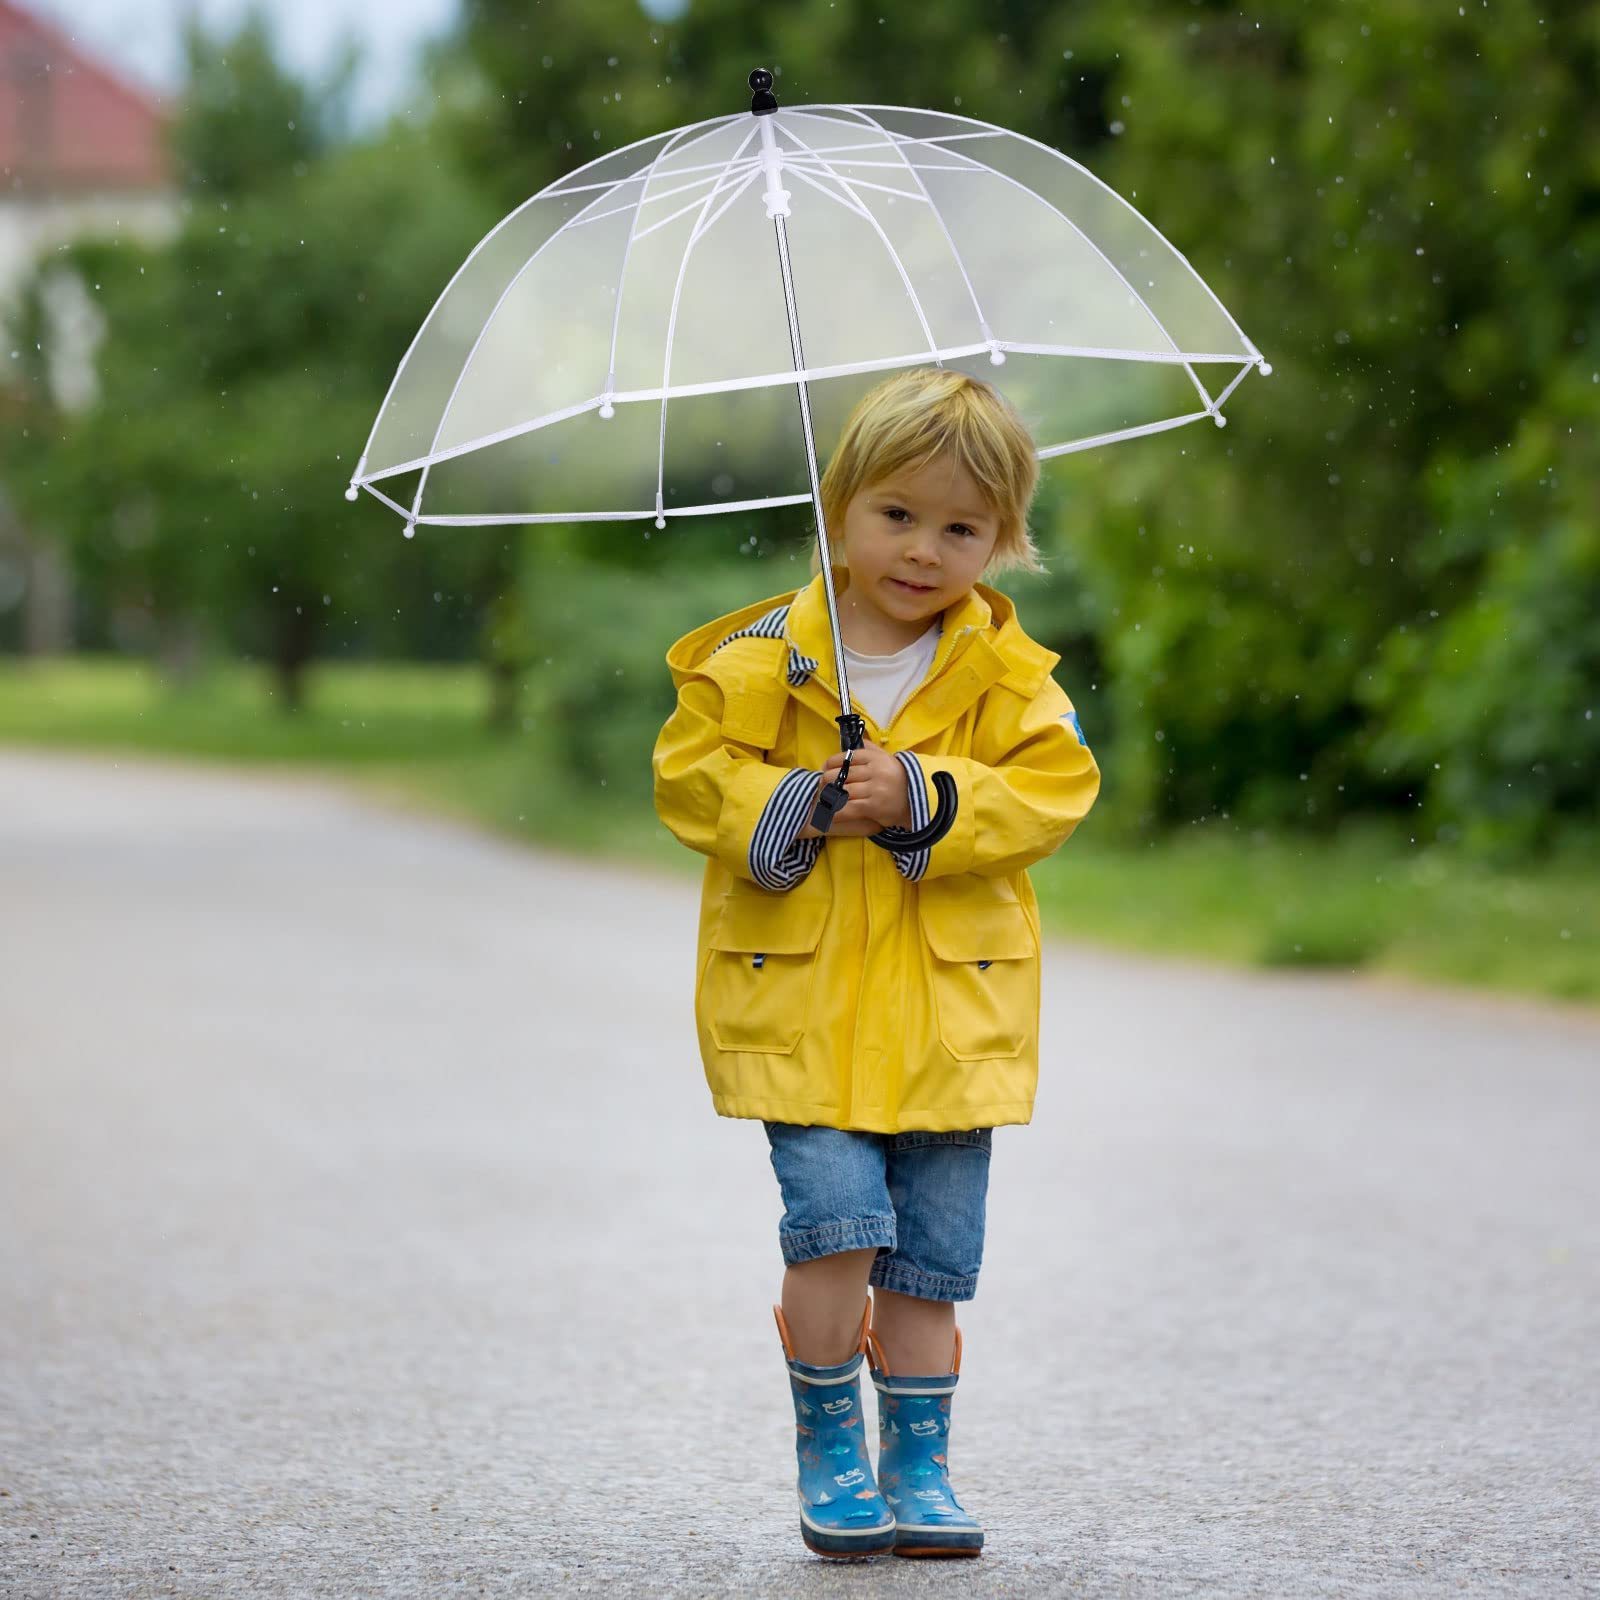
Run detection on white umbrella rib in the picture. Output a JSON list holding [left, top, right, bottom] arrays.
[[1209, 360, 1256, 412], [410, 169, 643, 529], [795, 106, 1000, 357], [599, 120, 759, 424], [784, 163, 875, 223], [654, 130, 767, 525], [416, 490, 815, 527], [883, 118, 1223, 413], [417, 119, 749, 526], [542, 141, 755, 198], [774, 161, 926, 205], [349, 113, 737, 489], [632, 162, 769, 241], [771, 113, 943, 361], [566, 160, 762, 232], [362, 339, 1251, 487], [819, 102, 1263, 365], [364, 479, 423, 523], [1037, 409, 1214, 457]]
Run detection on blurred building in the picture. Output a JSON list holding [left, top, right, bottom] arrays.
[[0, 0, 179, 652]]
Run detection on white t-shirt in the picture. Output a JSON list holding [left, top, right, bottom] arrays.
[[842, 623, 941, 731]]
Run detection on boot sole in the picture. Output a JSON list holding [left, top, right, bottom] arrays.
[[894, 1528, 985, 1558], [799, 1516, 898, 1559]]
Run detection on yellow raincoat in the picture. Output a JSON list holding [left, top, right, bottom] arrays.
[[652, 570, 1100, 1134]]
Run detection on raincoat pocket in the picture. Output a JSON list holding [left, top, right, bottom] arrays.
[[918, 881, 1038, 1061], [699, 885, 829, 1054]]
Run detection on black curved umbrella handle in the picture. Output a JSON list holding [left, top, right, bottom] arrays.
[[805, 713, 959, 855], [868, 769, 958, 855]]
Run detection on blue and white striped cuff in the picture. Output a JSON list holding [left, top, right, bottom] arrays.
[[749, 767, 824, 891], [877, 751, 932, 882]]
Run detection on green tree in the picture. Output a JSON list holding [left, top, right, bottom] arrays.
[[1038, 3, 1599, 848], [2, 18, 504, 707], [169, 6, 354, 198]]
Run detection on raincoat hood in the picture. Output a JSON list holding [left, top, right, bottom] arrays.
[[666, 570, 1059, 711]]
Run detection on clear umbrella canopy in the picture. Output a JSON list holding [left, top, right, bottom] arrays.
[[348, 99, 1268, 533]]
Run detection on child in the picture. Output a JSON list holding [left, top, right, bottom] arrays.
[[652, 366, 1100, 1560]]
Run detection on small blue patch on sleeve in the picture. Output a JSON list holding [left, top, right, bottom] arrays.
[[1062, 709, 1086, 746]]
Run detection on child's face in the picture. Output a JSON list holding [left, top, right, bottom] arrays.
[[837, 452, 1002, 628]]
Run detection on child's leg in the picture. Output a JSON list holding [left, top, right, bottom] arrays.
[[865, 1128, 992, 1558], [868, 1127, 992, 1339], [867, 1288, 956, 1375], [765, 1122, 901, 1558], [764, 1121, 897, 1364], [779, 1248, 879, 1365]]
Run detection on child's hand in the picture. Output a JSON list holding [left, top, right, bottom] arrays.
[[798, 805, 889, 839], [794, 741, 913, 840]]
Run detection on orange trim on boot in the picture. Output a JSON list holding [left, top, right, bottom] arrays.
[[864, 1296, 964, 1378], [864, 1301, 889, 1375], [772, 1302, 796, 1362], [772, 1296, 874, 1367]]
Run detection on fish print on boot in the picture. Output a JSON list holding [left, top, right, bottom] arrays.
[[866, 1317, 984, 1557], [773, 1298, 897, 1559]]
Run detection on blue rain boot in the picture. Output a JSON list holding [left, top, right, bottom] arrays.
[[773, 1297, 898, 1559], [866, 1311, 985, 1558]]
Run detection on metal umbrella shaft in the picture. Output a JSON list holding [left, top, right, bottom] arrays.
[[752, 69, 957, 851]]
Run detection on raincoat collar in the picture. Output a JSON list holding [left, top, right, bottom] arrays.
[[785, 566, 982, 686], [784, 568, 1055, 746], [666, 569, 1060, 747]]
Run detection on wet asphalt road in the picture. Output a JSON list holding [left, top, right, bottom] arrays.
[[1, 749, 1596, 1599]]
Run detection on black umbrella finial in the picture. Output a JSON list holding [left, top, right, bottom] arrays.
[[749, 67, 778, 116]]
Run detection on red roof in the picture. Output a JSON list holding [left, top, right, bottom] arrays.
[[0, 0, 171, 193]]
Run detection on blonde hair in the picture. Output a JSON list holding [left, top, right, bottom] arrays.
[[816, 366, 1044, 577]]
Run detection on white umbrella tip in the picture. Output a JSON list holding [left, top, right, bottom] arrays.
[[1212, 412, 1227, 428], [655, 514, 667, 529], [344, 485, 359, 501], [1259, 360, 1273, 376], [600, 401, 615, 419]]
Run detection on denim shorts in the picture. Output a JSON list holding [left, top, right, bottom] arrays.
[[763, 1122, 993, 1302]]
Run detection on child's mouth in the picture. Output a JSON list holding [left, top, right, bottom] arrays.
[[888, 577, 936, 595]]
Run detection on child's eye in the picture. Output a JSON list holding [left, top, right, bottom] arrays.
[[950, 524, 974, 538], [883, 506, 908, 522]]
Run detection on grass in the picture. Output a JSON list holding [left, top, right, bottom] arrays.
[[2, 656, 1595, 1007]]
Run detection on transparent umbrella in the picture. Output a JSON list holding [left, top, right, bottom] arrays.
[[346, 67, 1269, 847]]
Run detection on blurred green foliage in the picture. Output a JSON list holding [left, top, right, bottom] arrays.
[[1, 0, 1595, 865], [4, 655, 1596, 1002], [1, 12, 507, 705]]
